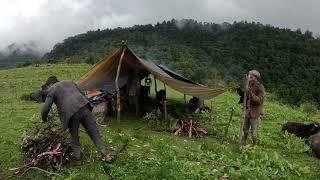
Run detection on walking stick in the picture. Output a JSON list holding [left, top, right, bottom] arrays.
[[239, 74, 250, 145]]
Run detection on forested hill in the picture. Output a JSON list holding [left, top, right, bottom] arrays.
[[43, 19, 320, 106]]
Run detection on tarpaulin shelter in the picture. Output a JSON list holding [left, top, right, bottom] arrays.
[[76, 45, 229, 100], [76, 43, 231, 123]]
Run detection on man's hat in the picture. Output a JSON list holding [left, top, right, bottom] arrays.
[[41, 76, 59, 90], [248, 70, 261, 79], [45, 76, 59, 85]]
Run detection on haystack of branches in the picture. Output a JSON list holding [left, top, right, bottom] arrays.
[[20, 122, 71, 173], [3, 112, 71, 178], [1, 111, 130, 179]]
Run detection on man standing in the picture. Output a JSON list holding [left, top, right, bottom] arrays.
[[241, 70, 265, 146], [41, 77, 112, 165], [127, 72, 141, 116], [144, 75, 152, 95]]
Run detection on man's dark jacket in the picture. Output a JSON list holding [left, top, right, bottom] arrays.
[[41, 80, 89, 130]]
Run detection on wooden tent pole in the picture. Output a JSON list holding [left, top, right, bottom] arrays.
[[163, 83, 168, 122], [154, 75, 157, 92], [115, 46, 127, 129], [164, 100, 168, 121]]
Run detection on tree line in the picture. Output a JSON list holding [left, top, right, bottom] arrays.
[[42, 19, 320, 106]]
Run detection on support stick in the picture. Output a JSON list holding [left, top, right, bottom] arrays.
[[188, 120, 193, 138], [222, 108, 234, 144], [154, 75, 157, 92], [115, 46, 127, 130], [164, 100, 168, 121], [210, 100, 213, 120], [103, 101, 108, 123], [239, 74, 250, 145]]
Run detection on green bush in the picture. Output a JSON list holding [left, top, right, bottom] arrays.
[[301, 101, 318, 115]]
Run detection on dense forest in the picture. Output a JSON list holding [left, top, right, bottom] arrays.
[[41, 19, 320, 105]]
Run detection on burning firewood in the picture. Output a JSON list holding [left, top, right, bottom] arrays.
[[174, 119, 207, 138]]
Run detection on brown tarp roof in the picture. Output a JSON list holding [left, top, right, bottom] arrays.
[[76, 46, 230, 99]]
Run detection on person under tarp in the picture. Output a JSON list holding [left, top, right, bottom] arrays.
[[144, 75, 152, 95], [188, 97, 210, 113], [126, 70, 142, 116]]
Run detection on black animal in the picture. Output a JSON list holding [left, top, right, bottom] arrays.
[[282, 121, 320, 158], [308, 133, 320, 158], [281, 121, 320, 139], [236, 87, 244, 104]]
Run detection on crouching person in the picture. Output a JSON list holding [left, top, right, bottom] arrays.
[[41, 76, 112, 165]]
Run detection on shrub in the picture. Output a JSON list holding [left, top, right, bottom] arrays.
[[301, 101, 318, 116]]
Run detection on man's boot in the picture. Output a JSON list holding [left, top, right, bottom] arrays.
[[71, 145, 82, 166], [252, 136, 257, 147], [101, 153, 113, 163], [99, 146, 113, 163]]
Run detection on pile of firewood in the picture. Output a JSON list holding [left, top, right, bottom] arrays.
[[21, 126, 71, 172], [174, 119, 208, 138], [8, 114, 72, 177]]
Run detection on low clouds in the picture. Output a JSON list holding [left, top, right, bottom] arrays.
[[0, 0, 134, 51], [0, 0, 320, 53], [231, 0, 320, 33]]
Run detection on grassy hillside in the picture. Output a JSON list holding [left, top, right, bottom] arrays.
[[0, 64, 319, 179]]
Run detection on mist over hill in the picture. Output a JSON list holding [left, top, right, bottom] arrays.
[[42, 19, 320, 106], [0, 41, 42, 68]]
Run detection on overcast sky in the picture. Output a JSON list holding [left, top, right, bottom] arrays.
[[0, 0, 319, 52]]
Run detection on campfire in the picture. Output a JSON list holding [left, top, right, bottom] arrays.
[[174, 119, 208, 138]]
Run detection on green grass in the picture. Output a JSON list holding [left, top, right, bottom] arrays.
[[0, 64, 320, 179]]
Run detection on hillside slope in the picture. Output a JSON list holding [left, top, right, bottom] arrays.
[[0, 64, 319, 179]]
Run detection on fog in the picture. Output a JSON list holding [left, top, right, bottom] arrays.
[[1, 0, 319, 53]]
